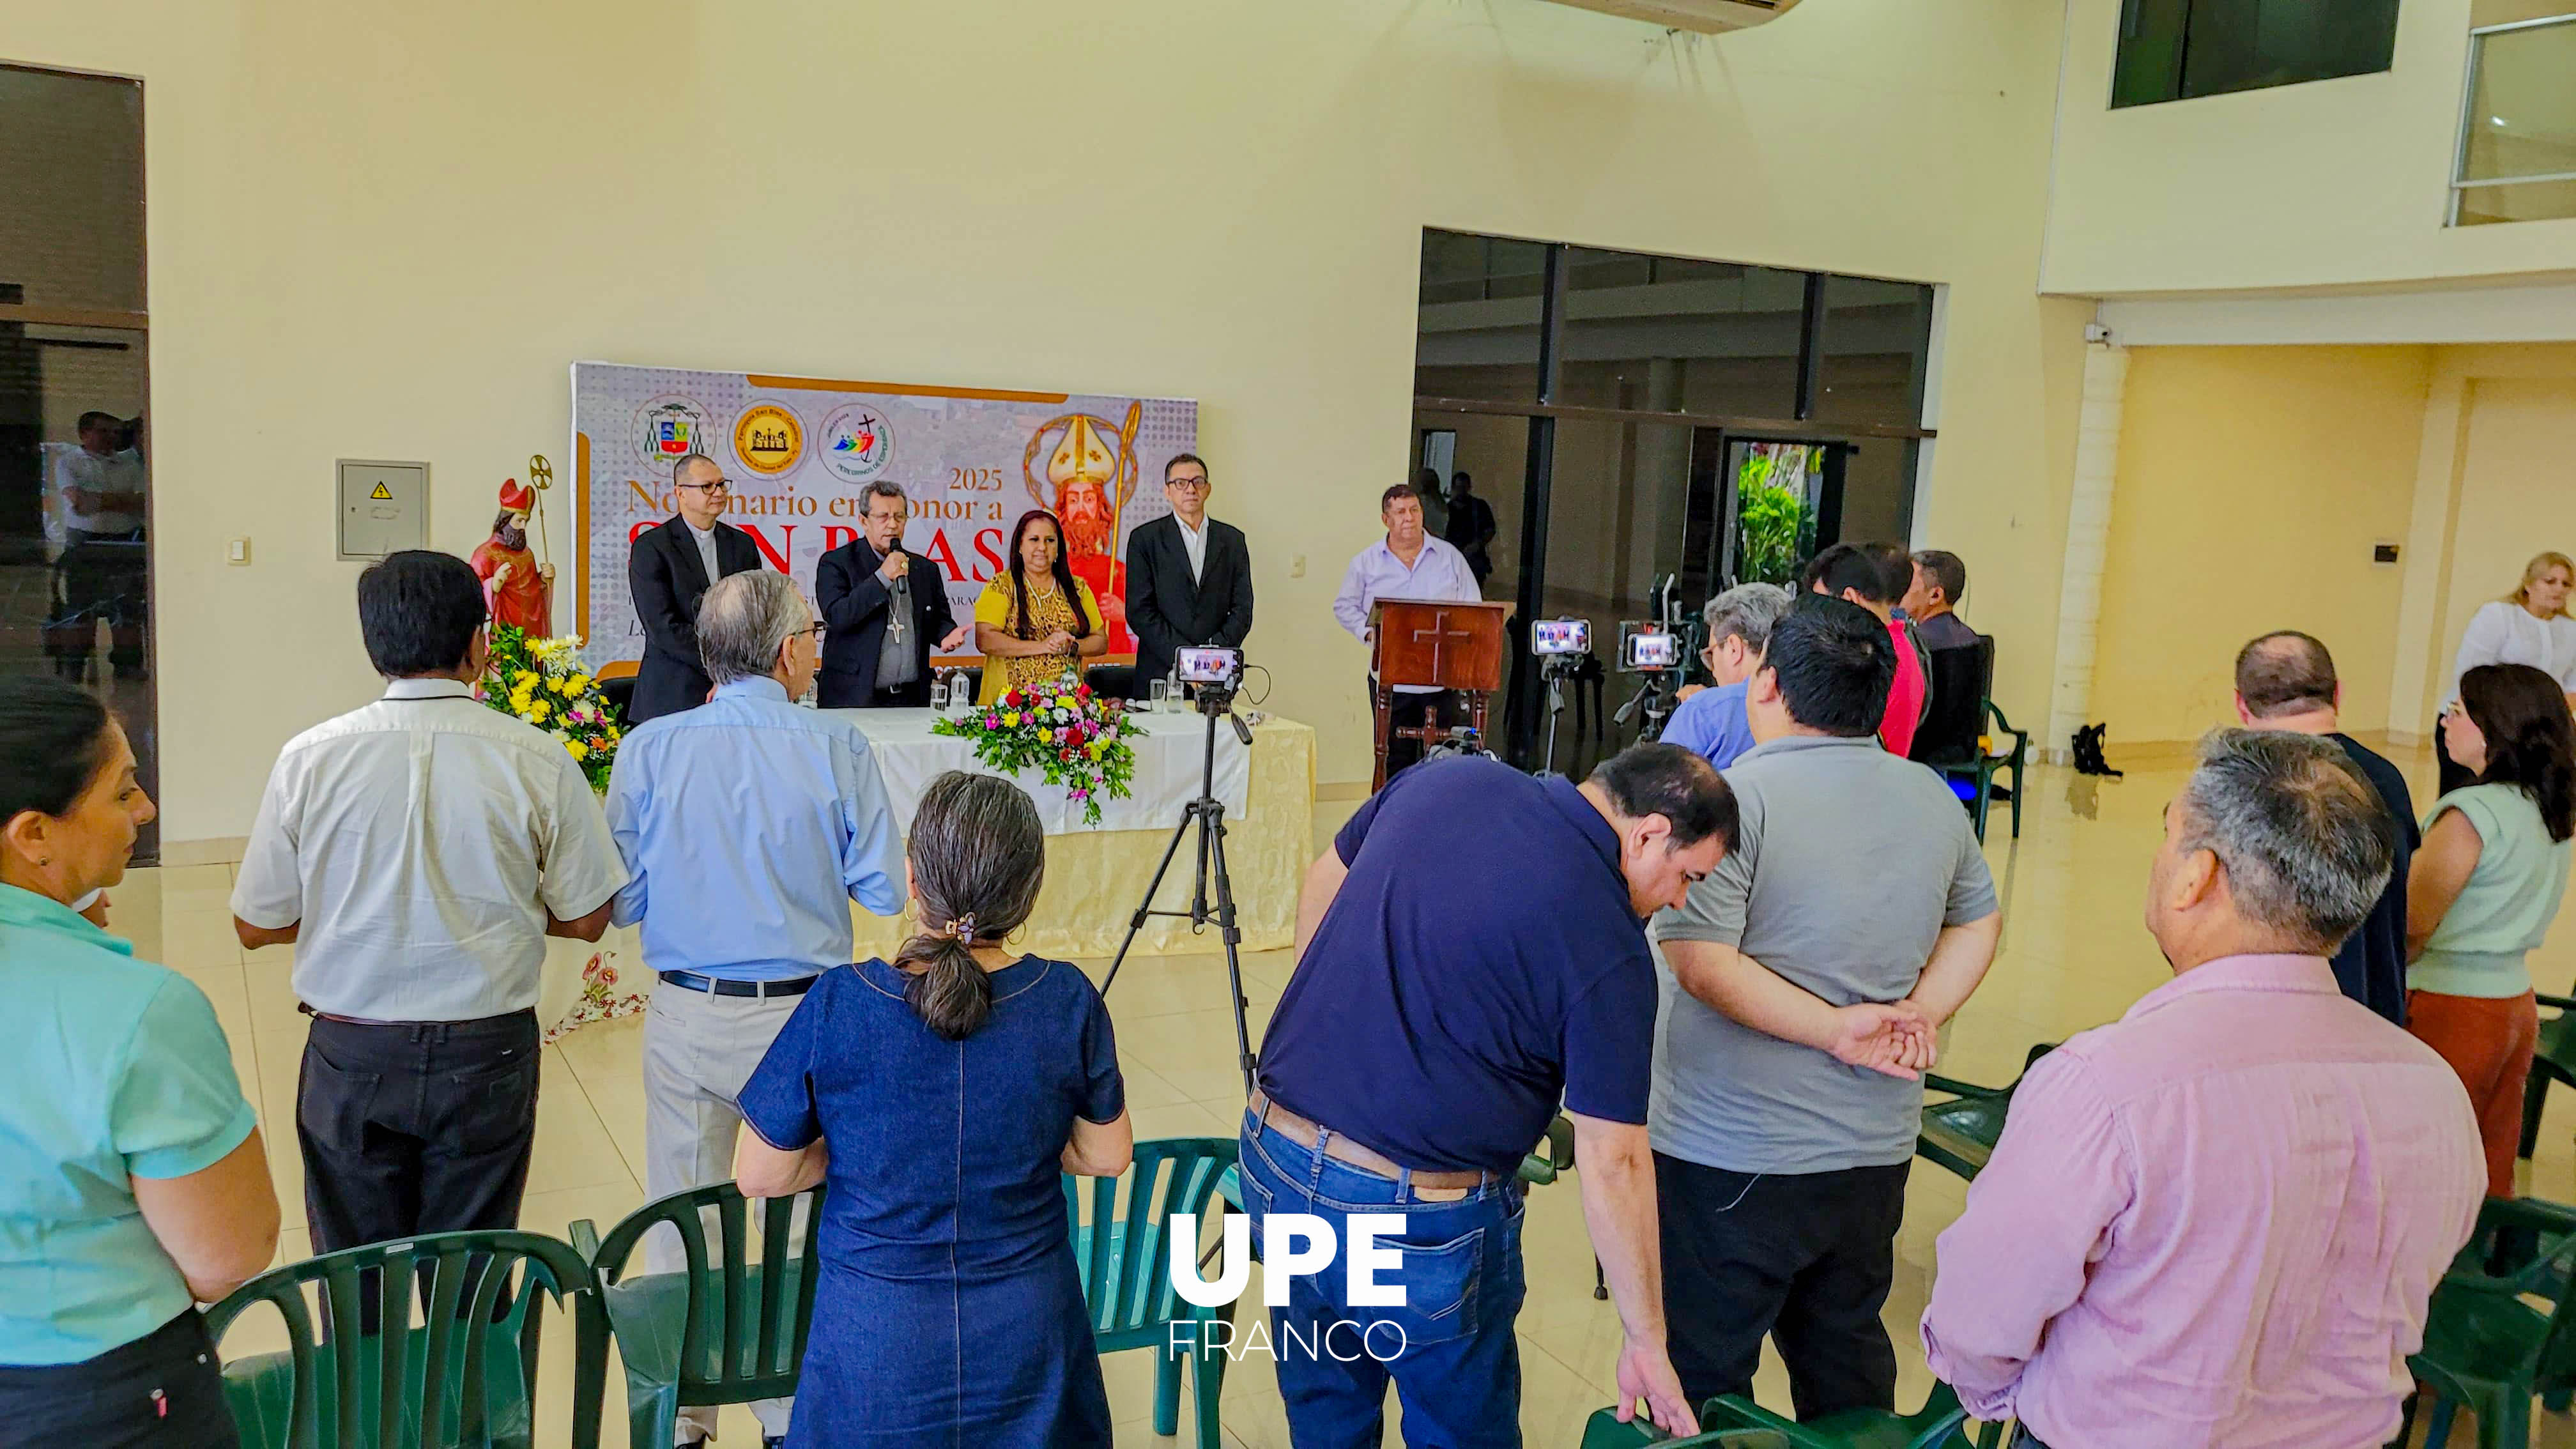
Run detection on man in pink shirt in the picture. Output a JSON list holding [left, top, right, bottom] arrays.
[[1800, 544, 1924, 756], [1921, 728, 2483, 1449]]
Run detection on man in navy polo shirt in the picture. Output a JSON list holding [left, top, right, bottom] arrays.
[[1247, 743, 1736, 1446]]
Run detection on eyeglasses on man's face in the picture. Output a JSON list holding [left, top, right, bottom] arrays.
[[678, 478, 732, 494], [1165, 475, 1210, 492]]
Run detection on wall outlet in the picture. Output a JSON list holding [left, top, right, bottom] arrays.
[[226, 537, 251, 565]]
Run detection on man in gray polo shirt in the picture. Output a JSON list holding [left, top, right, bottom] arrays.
[[1652, 594, 2002, 1418]]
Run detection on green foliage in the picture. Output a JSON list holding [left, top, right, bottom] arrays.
[[930, 672, 1137, 827], [1735, 448, 1810, 587], [479, 625, 620, 791]]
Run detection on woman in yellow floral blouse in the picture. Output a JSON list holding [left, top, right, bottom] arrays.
[[973, 510, 1107, 705]]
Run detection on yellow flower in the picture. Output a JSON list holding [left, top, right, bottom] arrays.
[[1087, 740, 1105, 759], [549, 675, 572, 695], [528, 700, 552, 723], [1041, 727, 1057, 743], [1002, 711, 1020, 727], [564, 739, 589, 761], [567, 673, 592, 694]]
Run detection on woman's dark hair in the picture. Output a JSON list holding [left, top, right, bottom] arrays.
[[896, 772, 1047, 1040], [2460, 663, 2576, 842], [1763, 595, 1897, 737], [0, 677, 116, 827], [357, 549, 487, 677], [1004, 509, 1093, 643]]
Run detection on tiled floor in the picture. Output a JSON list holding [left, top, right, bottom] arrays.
[[109, 739, 2576, 1445]]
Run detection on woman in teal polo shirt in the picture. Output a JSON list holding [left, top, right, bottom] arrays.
[[0, 677, 279, 1445], [2408, 662, 2576, 1200]]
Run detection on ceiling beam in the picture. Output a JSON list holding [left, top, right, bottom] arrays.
[[1535, 0, 1797, 33]]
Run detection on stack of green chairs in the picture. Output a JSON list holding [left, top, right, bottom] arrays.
[[1701, 1383, 2000, 1448], [206, 1229, 604, 1449], [1575, 1407, 1793, 1446], [2514, 992, 2576, 1161], [569, 1181, 824, 1449], [2405, 1195, 2576, 1448], [1917, 1045, 2055, 1183], [1064, 1137, 1238, 1449]]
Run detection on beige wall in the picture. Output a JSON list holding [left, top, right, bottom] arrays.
[[6, 0, 2087, 841], [2391, 344, 2576, 732], [2093, 346, 2432, 744], [2044, 0, 2576, 296]]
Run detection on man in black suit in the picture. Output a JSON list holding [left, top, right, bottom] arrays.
[[627, 452, 763, 724], [814, 481, 968, 707], [1124, 452, 1254, 698]]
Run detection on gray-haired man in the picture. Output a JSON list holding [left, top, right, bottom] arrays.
[[815, 480, 968, 708], [602, 571, 905, 1449], [1663, 583, 1795, 768], [1924, 730, 2480, 1448]]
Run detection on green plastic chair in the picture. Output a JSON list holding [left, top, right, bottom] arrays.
[[1575, 1406, 1793, 1446], [1917, 1045, 2055, 1183], [1939, 701, 2027, 843], [1701, 1383, 1999, 1448], [2515, 992, 2576, 1161], [1066, 1137, 1237, 1449], [569, 1182, 823, 1449], [206, 1229, 604, 1449], [2405, 1195, 2576, 1449]]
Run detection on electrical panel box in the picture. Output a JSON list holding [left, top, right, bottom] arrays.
[[336, 460, 429, 560]]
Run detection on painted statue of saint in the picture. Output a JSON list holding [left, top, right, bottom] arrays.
[[471, 478, 553, 637]]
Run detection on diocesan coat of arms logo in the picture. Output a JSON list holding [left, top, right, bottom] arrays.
[[634, 396, 709, 473]]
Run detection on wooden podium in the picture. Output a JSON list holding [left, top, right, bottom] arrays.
[[1368, 597, 1509, 790]]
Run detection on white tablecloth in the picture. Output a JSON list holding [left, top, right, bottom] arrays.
[[835, 706, 1251, 833], [539, 710, 1312, 1039]]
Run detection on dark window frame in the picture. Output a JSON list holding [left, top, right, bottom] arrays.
[[1412, 229, 1936, 765], [2111, 0, 2400, 109]]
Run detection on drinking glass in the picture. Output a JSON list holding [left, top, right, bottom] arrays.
[[1149, 678, 1172, 713]]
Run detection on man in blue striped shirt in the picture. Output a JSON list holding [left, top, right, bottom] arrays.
[[604, 570, 903, 1449]]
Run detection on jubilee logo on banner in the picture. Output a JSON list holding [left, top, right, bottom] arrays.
[[569, 362, 1199, 677]]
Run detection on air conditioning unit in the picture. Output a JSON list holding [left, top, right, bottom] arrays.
[[1537, 0, 1798, 33]]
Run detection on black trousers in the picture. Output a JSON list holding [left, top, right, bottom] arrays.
[[1372, 678, 1464, 779], [0, 1309, 238, 1448], [1656, 1154, 1911, 1420], [297, 1009, 540, 1254]]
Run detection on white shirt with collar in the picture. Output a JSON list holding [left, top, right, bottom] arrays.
[[2451, 599, 2576, 702], [1176, 514, 1209, 585], [231, 677, 627, 1022], [60, 448, 148, 534], [684, 519, 721, 584]]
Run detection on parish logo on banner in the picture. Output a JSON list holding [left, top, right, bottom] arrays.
[[818, 403, 894, 484], [733, 402, 804, 477], [634, 396, 709, 472]]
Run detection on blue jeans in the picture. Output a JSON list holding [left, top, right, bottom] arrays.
[[1237, 1108, 1528, 1449]]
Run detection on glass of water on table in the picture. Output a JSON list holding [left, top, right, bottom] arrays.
[[1148, 678, 1172, 713]]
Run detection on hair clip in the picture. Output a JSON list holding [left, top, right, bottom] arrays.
[[947, 914, 977, 942]]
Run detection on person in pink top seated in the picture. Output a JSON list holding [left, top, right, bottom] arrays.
[[1920, 728, 2484, 1449], [1800, 543, 1924, 756]]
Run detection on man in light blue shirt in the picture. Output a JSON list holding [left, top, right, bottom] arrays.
[[604, 570, 902, 1449], [1662, 583, 1793, 769]]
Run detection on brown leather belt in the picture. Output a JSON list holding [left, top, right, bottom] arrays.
[[1248, 1089, 1490, 1195]]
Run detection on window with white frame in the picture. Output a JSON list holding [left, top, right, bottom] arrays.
[[2452, 15, 2576, 226]]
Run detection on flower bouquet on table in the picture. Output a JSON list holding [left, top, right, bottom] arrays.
[[477, 624, 622, 792], [931, 671, 1137, 827]]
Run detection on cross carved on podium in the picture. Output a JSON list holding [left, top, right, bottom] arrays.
[[1409, 610, 1478, 684]]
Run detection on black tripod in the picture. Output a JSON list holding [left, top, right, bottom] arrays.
[[1100, 688, 1259, 1096]]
